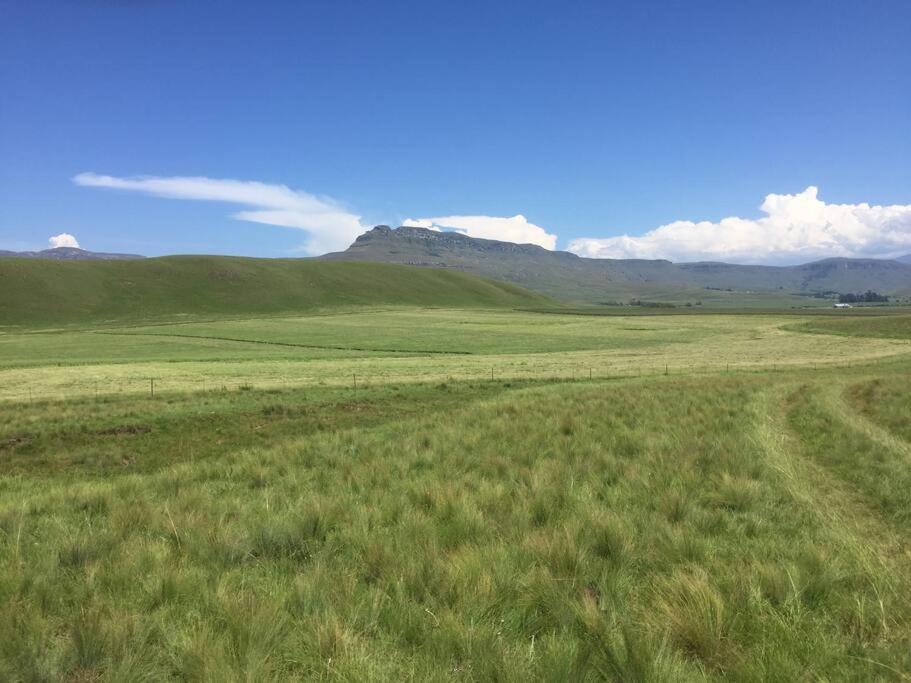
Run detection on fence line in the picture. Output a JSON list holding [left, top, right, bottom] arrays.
[[3, 352, 905, 406]]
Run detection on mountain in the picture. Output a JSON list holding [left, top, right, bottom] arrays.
[[678, 257, 911, 293], [897, 254, 911, 265], [322, 226, 911, 304], [0, 256, 551, 327], [0, 246, 145, 260]]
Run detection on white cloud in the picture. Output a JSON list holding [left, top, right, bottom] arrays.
[[568, 187, 911, 264], [72, 173, 365, 255], [403, 215, 557, 250], [49, 233, 80, 249]]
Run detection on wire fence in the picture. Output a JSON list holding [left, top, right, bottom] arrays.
[[2, 353, 906, 406]]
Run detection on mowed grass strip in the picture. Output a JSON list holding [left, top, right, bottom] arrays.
[[2, 372, 911, 679]]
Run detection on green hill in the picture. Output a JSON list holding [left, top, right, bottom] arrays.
[[0, 256, 552, 327]]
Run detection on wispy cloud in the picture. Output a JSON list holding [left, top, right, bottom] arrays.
[[402, 214, 557, 249], [568, 187, 911, 264], [49, 233, 80, 249], [72, 173, 365, 255]]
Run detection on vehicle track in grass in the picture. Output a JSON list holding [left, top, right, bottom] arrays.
[[752, 384, 910, 579], [827, 381, 911, 463]]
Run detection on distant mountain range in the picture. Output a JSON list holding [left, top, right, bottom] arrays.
[[0, 247, 144, 261], [323, 226, 911, 304]]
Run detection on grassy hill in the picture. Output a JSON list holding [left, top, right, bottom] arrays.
[[0, 256, 552, 326], [323, 226, 911, 305]]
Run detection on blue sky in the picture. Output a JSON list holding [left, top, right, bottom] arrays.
[[1, 0, 910, 263]]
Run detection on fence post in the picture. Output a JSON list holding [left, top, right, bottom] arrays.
[[150, 378, 154, 397]]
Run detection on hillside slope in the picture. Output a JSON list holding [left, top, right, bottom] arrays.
[[0, 256, 551, 326], [323, 226, 911, 303]]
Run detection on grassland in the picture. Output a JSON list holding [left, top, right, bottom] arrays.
[[2, 305, 911, 679], [2, 308, 910, 402], [0, 257, 550, 327], [786, 314, 911, 340]]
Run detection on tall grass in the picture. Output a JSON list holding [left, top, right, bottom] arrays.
[[2, 368, 911, 679]]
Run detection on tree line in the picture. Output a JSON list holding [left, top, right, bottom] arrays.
[[838, 290, 889, 303]]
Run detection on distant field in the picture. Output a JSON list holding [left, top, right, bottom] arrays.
[[2, 306, 911, 679], [786, 313, 911, 339], [1, 309, 909, 401], [556, 281, 821, 308], [519, 279, 820, 308]]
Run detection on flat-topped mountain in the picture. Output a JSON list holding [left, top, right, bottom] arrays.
[[322, 225, 911, 303], [0, 246, 144, 260]]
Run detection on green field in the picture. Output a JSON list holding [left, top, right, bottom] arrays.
[[1, 308, 910, 402], [2, 299, 911, 679], [786, 314, 911, 340]]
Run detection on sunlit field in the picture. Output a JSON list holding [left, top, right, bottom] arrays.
[[2, 308, 911, 679], [1, 308, 909, 401]]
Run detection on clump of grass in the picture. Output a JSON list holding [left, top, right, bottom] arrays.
[[659, 490, 691, 524], [68, 608, 108, 673], [652, 568, 736, 669], [704, 473, 759, 512], [588, 514, 633, 565], [58, 532, 113, 569]]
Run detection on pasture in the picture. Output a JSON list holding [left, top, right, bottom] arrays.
[[1, 308, 909, 401], [1, 307, 911, 680]]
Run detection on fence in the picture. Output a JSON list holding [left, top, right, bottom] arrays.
[[2, 353, 903, 406]]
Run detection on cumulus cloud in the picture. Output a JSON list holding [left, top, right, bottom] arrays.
[[569, 187, 911, 264], [72, 173, 365, 255], [49, 233, 80, 249], [403, 215, 557, 250]]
